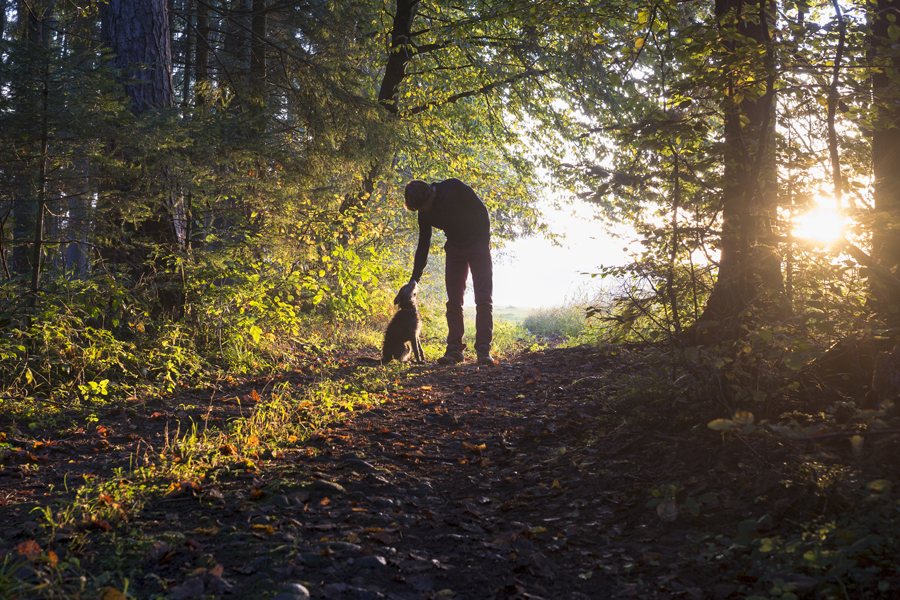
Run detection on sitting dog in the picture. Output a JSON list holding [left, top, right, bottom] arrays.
[[360, 281, 424, 364]]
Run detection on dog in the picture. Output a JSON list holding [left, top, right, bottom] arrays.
[[359, 281, 424, 364]]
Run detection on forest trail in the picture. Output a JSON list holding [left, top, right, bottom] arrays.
[[0, 345, 842, 599]]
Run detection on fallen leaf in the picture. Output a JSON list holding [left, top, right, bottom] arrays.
[[17, 540, 40, 560], [232, 564, 257, 575], [193, 526, 219, 536], [251, 524, 274, 534], [218, 444, 237, 456], [99, 587, 127, 600], [657, 499, 678, 522], [370, 531, 393, 544]]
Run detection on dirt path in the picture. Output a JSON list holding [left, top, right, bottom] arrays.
[[0, 345, 883, 599]]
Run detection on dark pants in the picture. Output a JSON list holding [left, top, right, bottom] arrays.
[[444, 239, 493, 349]]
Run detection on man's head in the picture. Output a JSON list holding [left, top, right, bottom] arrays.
[[404, 180, 434, 212]]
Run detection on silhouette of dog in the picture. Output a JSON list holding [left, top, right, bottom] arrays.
[[359, 282, 424, 364]]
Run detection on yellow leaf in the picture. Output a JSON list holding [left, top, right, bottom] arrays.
[[708, 418, 735, 431], [100, 588, 127, 600], [635, 37, 644, 49], [550, 479, 561, 489], [851, 435, 864, 458], [251, 524, 274, 534], [733, 411, 754, 426]]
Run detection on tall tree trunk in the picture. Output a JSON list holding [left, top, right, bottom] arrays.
[[102, 0, 185, 318], [66, 162, 90, 278], [10, 1, 49, 277], [102, 0, 175, 114], [182, 0, 194, 108], [195, 0, 209, 105], [29, 64, 49, 302], [691, 0, 780, 341], [870, 0, 900, 318], [249, 0, 266, 118], [339, 0, 418, 216]]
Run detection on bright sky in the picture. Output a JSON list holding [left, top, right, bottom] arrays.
[[488, 201, 633, 308]]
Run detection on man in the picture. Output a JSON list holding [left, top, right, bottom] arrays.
[[404, 178, 495, 365]]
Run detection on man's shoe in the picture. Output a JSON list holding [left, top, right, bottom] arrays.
[[437, 344, 465, 364], [476, 345, 495, 365]]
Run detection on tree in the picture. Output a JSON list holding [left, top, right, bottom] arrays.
[[869, 0, 900, 317], [102, 0, 175, 114], [689, 0, 780, 339]]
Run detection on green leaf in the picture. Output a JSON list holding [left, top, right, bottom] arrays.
[[889, 24, 900, 41], [784, 353, 803, 370]]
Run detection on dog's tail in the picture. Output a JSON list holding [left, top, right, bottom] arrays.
[[357, 356, 386, 366]]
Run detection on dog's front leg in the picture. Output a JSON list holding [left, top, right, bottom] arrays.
[[412, 335, 425, 363]]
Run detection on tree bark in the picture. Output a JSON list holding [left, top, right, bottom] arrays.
[[377, 0, 418, 114], [870, 0, 900, 317], [102, 0, 185, 318], [182, 0, 194, 108], [10, 1, 50, 277], [690, 0, 780, 341], [249, 0, 266, 117], [195, 0, 209, 105], [102, 0, 175, 114]]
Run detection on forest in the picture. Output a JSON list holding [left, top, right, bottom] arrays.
[[1, 0, 900, 598]]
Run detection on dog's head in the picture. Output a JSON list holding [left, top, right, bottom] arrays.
[[393, 281, 418, 308]]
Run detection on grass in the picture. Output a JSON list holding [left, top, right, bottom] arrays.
[[507, 287, 616, 344], [522, 304, 587, 338]]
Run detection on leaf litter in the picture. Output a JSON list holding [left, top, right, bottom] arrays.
[[0, 344, 898, 598]]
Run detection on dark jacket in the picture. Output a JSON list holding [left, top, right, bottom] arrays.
[[410, 178, 490, 282]]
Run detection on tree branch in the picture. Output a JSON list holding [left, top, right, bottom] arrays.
[[404, 68, 551, 116]]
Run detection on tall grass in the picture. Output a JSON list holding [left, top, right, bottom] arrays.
[[522, 286, 615, 344]]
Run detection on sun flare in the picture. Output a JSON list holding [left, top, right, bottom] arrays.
[[791, 196, 846, 244]]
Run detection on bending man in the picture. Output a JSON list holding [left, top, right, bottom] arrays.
[[404, 178, 494, 365]]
